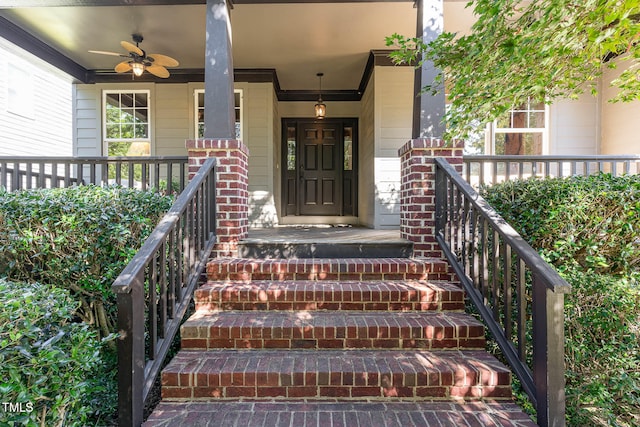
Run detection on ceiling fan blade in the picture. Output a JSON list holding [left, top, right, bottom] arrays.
[[147, 54, 179, 68], [147, 65, 170, 78], [121, 41, 143, 56], [89, 50, 125, 57], [115, 61, 132, 73]]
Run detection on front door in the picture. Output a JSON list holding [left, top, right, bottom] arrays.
[[282, 119, 357, 217]]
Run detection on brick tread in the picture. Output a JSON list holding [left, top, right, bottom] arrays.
[[206, 258, 451, 282], [181, 311, 486, 350], [161, 349, 511, 400], [143, 401, 536, 426], [194, 280, 464, 312]]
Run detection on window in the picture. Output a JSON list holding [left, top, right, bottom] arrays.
[[488, 99, 547, 155], [103, 91, 150, 156], [195, 89, 242, 139], [7, 62, 34, 119]]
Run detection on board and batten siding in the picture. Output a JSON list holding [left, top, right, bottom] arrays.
[[0, 38, 73, 156]]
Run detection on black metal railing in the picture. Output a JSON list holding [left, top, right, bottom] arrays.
[[0, 156, 189, 193], [464, 154, 640, 187], [435, 158, 571, 427], [111, 157, 217, 427]]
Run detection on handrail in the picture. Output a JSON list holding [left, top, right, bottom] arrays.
[[464, 154, 640, 187], [0, 156, 188, 193], [111, 157, 217, 427], [435, 157, 570, 427]]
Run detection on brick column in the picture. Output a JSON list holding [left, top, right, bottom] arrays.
[[399, 138, 463, 258], [186, 139, 249, 258]]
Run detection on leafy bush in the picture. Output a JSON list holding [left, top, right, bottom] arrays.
[[482, 174, 640, 427], [0, 279, 113, 426], [0, 185, 174, 338]]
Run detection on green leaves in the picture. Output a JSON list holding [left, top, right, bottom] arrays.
[[387, 0, 640, 140], [482, 174, 640, 426]]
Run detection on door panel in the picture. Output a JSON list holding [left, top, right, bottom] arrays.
[[282, 119, 358, 217], [299, 123, 341, 215]]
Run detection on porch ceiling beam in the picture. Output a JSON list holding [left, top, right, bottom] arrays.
[[0, 16, 91, 82]]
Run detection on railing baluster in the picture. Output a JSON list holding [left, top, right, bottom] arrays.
[[503, 243, 512, 340], [517, 258, 527, 363], [491, 230, 500, 320]]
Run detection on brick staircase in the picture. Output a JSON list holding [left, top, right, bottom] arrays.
[[144, 257, 536, 426]]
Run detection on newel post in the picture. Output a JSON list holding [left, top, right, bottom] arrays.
[[186, 139, 249, 258], [398, 138, 464, 258]]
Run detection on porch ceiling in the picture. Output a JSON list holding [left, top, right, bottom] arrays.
[[0, 1, 474, 93]]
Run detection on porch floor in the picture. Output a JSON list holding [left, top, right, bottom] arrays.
[[243, 226, 405, 244], [239, 226, 411, 259]]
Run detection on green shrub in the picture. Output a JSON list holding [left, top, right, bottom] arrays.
[[0, 185, 174, 338], [482, 174, 640, 427], [0, 279, 113, 426]]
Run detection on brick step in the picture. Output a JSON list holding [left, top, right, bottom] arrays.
[[143, 401, 537, 426], [194, 280, 465, 312], [161, 349, 511, 401], [206, 258, 451, 282], [181, 311, 485, 351]]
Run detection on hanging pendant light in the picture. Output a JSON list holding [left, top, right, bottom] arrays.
[[314, 72, 326, 120]]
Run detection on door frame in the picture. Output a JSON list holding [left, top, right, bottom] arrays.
[[281, 118, 358, 217]]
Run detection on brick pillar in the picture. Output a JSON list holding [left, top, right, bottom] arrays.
[[399, 138, 464, 258], [186, 139, 249, 258]]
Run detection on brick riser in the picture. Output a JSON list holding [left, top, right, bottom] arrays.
[[206, 257, 454, 282], [194, 280, 465, 312], [161, 349, 512, 401], [181, 311, 486, 351]]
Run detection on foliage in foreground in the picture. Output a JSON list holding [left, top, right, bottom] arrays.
[[0, 185, 174, 425], [0, 185, 174, 339], [0, 279, 114, 427], [482, 174, 640, 427], [387, 0, 640, 140]]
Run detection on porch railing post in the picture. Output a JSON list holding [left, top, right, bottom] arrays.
[[532, 274, 567, 427], [398, 138, 463, 258], [115, 273, 145, 427]]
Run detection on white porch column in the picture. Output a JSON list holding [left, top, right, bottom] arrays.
[[412, 0, 446, 139], [204, 0, 236, 138]]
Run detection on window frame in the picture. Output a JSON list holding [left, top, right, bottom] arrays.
[[487, 99, 549, 155], [194, 88, 243, 140], [102, 89, 152, 156]]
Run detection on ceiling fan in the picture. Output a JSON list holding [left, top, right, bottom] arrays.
[[89, 34, 179, 78]]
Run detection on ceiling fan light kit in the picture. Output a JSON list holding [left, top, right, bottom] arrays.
[[89, 33, 179, 78]]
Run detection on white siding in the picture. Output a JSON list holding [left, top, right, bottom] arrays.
[[372, 66, 413, 229], [0, 38, 72, 156], [245, 83, 278, 227], [155, 84, 191, 156], [549, 92, 599, 155], [359, 72, 376, 228], [601, 57, 640, 154]]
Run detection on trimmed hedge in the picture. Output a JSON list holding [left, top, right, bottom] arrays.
[[0, 279, 112, 426], [0, 185, 174, 339], [0, 185, 175, 425], [482, 174, 640, 427]]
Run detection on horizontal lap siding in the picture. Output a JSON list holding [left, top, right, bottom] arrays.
[[373, 67, 413, 229], [0, 40, 72, 156]]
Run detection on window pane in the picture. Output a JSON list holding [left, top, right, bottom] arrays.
[[344, 127, 353, 171], [287, 127, 296, 171], [135, 123, 148, 139], [511, 111, 527, 129], [495, 132, 543, 155], [529, 111, 545, 128], [135, 93, 147, 107], [106, 124, 120, 139]]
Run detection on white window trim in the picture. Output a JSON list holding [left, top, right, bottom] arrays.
[[486, 102, 549, 155], [102, 89, 152, 156], [194, 88, 243, 140]]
